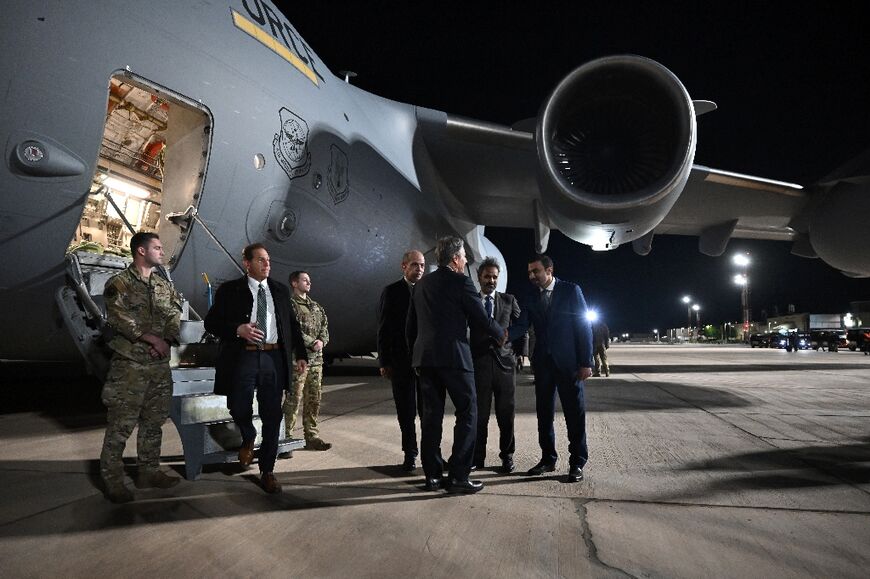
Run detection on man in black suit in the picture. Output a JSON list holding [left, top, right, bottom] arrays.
[[524, 254, 593, 483], [406, 236, 506, 494], [204, 243, 308, 494], [377, 249, 425, 471], [471, 257, 522, 474]]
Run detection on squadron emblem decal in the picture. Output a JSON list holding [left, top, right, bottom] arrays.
[[273, 107, 311, 181], [327, 144, 349, 204]]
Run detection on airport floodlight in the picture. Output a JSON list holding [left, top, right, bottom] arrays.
[[733, 254, 750, 267], [692, 304, 700, 311], [733, 273, 747, 285], [585, 310, 599, 322], [682, 295, 691, 304]]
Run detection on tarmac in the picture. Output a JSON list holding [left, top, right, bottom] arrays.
[[1, 344, 869, 578]]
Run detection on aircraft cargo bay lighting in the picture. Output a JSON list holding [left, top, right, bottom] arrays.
[[103, 175, 151, 199]]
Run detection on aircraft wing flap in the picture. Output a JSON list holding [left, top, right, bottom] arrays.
[[415, 109, 540, 228], [656, 165, 809, 241]]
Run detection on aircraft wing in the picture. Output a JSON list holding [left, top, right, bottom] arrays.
[[415, 108, 808, 253]]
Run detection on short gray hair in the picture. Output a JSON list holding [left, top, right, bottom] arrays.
[[435, 236, 464, 268], [477, 256, 501, 276]]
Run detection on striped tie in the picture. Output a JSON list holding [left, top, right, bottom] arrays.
[[256, 284, 267, 345]]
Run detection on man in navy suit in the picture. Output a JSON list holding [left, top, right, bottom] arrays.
[[524, 254, 593, 482], [406, 236, 506, 493], [204, 243, 308, 494]]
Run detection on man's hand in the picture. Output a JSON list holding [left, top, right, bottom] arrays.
[[141, 333, 170, 358], [312, 339, 324, 352], [578, 367, 593, 381], [295, 359, 308, 375], [236, 323, 264, 344], [497, 327, 509, 347], [379, 366, 393, 379]]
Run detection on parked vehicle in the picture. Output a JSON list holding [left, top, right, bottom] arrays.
[[770, 333, 789, 349], [750, 333, 770, 348], [810, 330, 848, 351], [847, 328, 870, 351]]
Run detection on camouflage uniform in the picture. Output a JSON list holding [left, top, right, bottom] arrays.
[[100, 265, 182, 488], [283, 294, 329, 441]]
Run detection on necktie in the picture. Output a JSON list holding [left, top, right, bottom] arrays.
[[485, 295, 493, 318], [541, 289, 551, 312], [256, 284, 267, 344]]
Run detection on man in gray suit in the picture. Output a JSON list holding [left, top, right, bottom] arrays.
[[471, 257, 522, 474], [406, 237, 506, 494]]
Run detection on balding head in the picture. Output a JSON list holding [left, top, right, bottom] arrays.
[[401, 250, 425, 283]]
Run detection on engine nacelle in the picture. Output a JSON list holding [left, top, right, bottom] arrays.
[[809, 180, 870, 277], [536, 56, 697, 250]]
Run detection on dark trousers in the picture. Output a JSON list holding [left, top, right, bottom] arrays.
[[226, 349, 286, 474], [390, 364, 421, 457], [418, 367, 477, 481], [473, 355, 516, 464], [534, 355, 588, 467]]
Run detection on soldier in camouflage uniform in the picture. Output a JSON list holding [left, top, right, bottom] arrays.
[[99, 232, 183, 503], [281, 270, 331, 452]]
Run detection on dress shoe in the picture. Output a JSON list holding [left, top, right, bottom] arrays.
[[306, 438, 332, 451], [103, 482, 134, 504], [238, 440, 255, 466], [501, 458, 515, 474], [592, 372, 601, 377], [567, 465, 584, 482], [134, 469, 181, 489], [527, 460, 556, 475], [447, 478, 484, 494], [277, 450, 294, 459], [401, 455, 417, 472], [423, 477, 443, 491], [260, 472, 282, 494]]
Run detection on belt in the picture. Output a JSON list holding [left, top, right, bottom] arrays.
[[245, 343, 282, 351]]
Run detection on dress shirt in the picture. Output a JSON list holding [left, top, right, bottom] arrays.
[[246, 276, 278, 344]]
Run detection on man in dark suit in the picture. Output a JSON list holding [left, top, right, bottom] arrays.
[[406, 236, 506, 494], [204, 243, 308, 494], [377, 249, 425, 471], [471, 257, 523, 474], [524, 254, 593, 483]]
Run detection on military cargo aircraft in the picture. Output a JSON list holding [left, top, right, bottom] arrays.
[[2, 0, 868, 369]]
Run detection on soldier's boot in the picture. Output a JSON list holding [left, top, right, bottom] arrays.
[[134, 469, 181, 489], [103, 480, 134, 504], [306, 438, 332, 451]]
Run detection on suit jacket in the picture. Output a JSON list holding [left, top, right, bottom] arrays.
[[376, 278, 413, 370], [204, 276, 308, 396], [470, 291, 522, 368], [406, 267, 504, 372], [524, 278, 593, 375]]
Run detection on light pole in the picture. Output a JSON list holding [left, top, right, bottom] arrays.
[[653, 329, 659, 343], [733, 253, 751, 342], [682, 295, 692, 341], [692, 304, 701, 341]]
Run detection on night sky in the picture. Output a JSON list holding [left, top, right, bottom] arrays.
[[282, 2, 870, 333]]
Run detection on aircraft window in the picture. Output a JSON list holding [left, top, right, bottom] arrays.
[[254, 153, 266, 170], [70, 74, 212, 265]]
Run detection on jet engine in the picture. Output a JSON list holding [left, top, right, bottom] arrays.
[[535, 55, 697, 250], [808, 180, 870, 277]]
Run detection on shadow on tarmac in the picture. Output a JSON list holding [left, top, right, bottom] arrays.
[[678, 438, 870, 494], [0, 458, 568, 538], [610, 362, 869, 374]]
